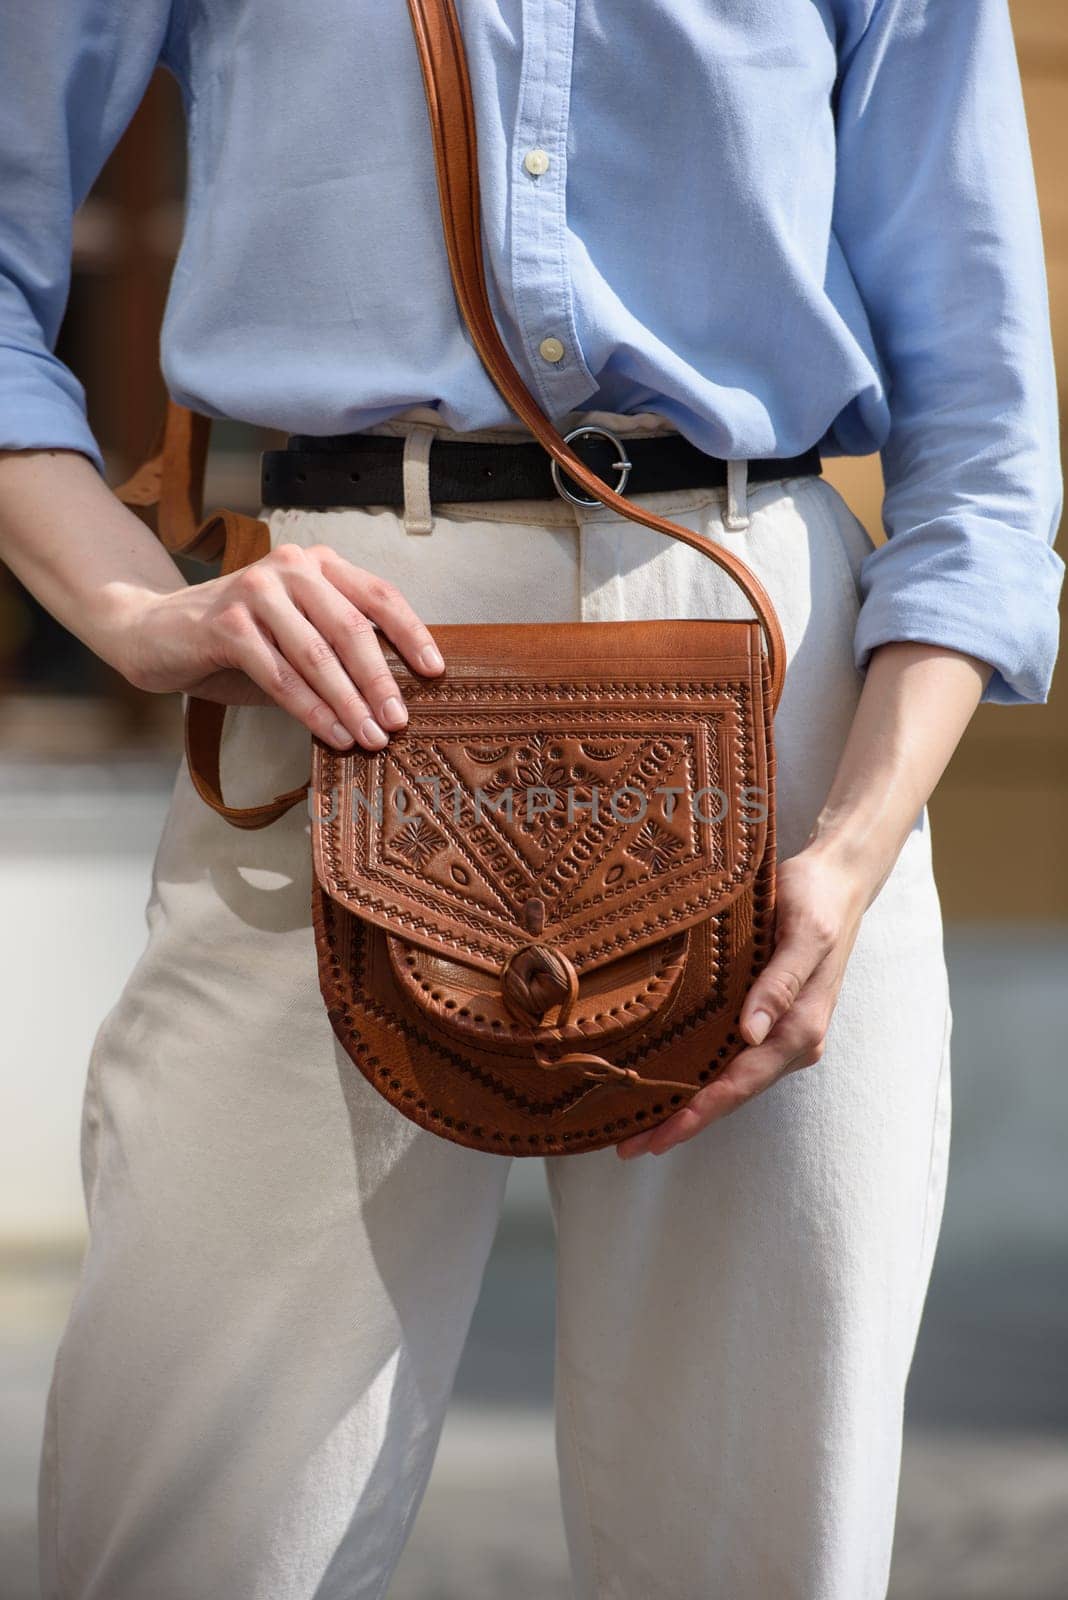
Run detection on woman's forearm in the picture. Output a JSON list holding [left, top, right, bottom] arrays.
[[0, 444, 445, 749], [803, 639, 995, 903], [0, 446, 187, 677]]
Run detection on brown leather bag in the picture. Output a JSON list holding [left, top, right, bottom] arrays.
[[116, 0, 785, 1156]]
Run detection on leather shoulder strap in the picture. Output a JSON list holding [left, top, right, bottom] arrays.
[[406, 0, 786, 707], [113, 0, 789, 832], [115, 402, 214, 555]]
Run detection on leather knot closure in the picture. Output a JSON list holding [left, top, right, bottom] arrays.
[[501, 943, 580, 1028], [501, 942, 698, 1109]]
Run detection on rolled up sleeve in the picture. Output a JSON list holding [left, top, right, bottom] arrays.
[[0, 0, 176, 477], [833, 0, 1064, 705]]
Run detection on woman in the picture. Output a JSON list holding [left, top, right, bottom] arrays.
[[0, 2, 1062, 1597]]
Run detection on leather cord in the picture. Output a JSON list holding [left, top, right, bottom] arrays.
[[522, 950, 698, 1099], [405, 0, 788, 709], [114, 402, 213, 554]]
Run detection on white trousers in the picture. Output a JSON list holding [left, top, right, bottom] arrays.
[[38, 407, 953, 1600]]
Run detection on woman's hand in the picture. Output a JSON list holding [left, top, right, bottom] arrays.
[[616, 638, 995, 1161], [0, 449, 443, 752], [616, 842, 871, 1159], [119, 542, 444, 751]]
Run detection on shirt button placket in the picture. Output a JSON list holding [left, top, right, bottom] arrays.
[[509, 0, 595, 416]]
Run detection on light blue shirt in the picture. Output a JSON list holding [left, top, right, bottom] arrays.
[[0, 0, 1062, 704]]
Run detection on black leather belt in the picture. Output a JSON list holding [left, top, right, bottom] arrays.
[[260, 425, 822, 510]]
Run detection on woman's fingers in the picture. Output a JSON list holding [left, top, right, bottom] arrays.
[[274, 553, 412, 739], [217, 604, 363, 750], [209, 542, 445, 750], [315, 546, 445, 677], [225, 561, 381, 748], [616, 978, 833, 1160], [615, 850, 868, 1161], [738, 911, 834, 1047], [737, 848, 860, 1049]]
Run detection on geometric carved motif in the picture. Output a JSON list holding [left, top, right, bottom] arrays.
[[312, 660, 764, 980], [627, 818, 685, 875], [387, 814, 446, 868]]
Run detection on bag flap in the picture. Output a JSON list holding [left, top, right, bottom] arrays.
[[310, 620, 770, 977]]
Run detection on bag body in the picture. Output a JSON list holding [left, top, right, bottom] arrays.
[[310, 619, 775, 1153]]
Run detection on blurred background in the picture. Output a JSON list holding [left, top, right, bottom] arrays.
[[1, 2, 1066, 1596]]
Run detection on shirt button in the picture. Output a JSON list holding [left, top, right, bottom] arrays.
[[538, 335, 565, 363], [523, 148, 551, 176]]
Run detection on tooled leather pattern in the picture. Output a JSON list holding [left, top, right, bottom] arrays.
[[311, 654, 766, 979], [388, 726, 701, 910]]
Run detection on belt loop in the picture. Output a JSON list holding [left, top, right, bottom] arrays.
[[401, 423, 436, 535], [724, 458, 751, 531]]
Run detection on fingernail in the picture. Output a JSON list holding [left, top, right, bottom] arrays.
[[747, 1009, 772, 1045], [360, 717, 388, 749], [420, 643, 445, 673], [330, 721, 354, 746], [381, 696, 407, 728]]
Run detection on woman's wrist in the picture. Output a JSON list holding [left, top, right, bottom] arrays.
[[793, 640, 992, 907], [0, 447, 189, 683], [799, 800, 911, 909], [84, 577, 185, 683]]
